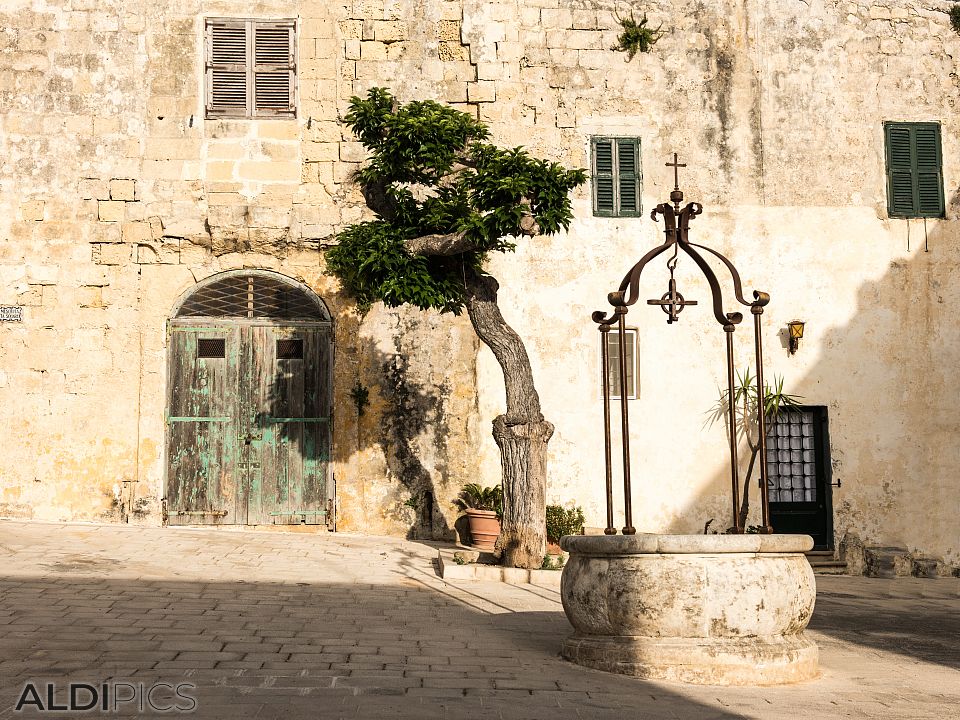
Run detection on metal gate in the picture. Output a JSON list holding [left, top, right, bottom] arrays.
[[165, 271, 333, 527]]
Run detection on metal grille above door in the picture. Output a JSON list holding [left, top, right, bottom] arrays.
[[176, 272, 328, 320]]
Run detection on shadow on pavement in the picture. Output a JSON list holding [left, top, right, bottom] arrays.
[[0, 573, 747, 720], [809, 590, 960, 670]]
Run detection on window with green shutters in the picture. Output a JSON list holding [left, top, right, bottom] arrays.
[[884, 122, 944, 218], [592, 137, 641, 217]]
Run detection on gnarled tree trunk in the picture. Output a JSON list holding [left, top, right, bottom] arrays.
[[464, 270, 552, 569]]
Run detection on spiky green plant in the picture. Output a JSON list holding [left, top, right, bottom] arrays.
[[612, 11, 664, 60], [453, 483, 503, 518], [709, 369, 802, 529]]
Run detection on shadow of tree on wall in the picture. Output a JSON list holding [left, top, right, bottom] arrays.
[[310, 305, 478, 542]]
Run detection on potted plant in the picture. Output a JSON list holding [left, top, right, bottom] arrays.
[[454, 483, 502, 551], [546, 504, 585, 555]]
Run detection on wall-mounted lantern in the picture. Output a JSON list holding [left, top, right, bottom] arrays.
[[788, 320, 805, 355]]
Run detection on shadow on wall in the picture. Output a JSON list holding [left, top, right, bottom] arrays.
[[689, 191, 960, 558], [315, 303, 479, 542]]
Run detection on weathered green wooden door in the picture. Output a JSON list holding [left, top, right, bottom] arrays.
[[166, 326, 242, 524], [166, 271, 332, 527], [243, 325, 332, 525]]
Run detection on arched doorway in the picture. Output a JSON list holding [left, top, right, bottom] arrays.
[[165, 270, 333, 527]]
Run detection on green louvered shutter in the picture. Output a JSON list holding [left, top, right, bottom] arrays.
[[915, 125, 943, 217], [617, 139, 641, 217], [593, 137, 642, 217], [885, 122, 944, 218], [593, 138, 615, 216]]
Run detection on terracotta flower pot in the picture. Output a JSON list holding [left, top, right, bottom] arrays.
[[464, 509, 500, 551]]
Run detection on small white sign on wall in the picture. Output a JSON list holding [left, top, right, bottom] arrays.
[[0, 306, 23, 322]]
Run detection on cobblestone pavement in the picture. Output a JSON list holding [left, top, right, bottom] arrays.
[[0, 521, 956, 719]]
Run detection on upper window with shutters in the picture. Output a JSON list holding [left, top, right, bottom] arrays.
[[884, 122, 944, 219], [592, 137, 641, 217], [205, 18, 297, 119]]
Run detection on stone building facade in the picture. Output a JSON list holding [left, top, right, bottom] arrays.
[[0, 0, 957, 567]]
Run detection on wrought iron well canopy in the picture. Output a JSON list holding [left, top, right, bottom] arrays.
[[593, 154, 772, 535]]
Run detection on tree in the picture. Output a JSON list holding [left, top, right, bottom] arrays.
[[324, 88, 586, 568], [710, 369, 802, 530]]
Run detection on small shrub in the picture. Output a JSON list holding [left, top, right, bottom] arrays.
[[546, 505, 585, 544], [613, 11, 663, 60], [951, 4, 960, 35], [454, 483, 503, 517], [540, 554, 566, 570]]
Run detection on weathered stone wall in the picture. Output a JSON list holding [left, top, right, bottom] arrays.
[[0, 0, 957, 562], [0, 0, 480, 537]]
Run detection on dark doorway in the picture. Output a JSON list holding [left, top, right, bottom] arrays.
[[766, 406, 834, 550], [165, 271, 333, 527]]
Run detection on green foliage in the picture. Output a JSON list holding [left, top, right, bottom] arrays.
[[349, 381, 370, 416], [453, 483, 503, 516], [540, 553, 566, 570], [951, 4, 960, 35], [546, 505, 585, 543], [613, 12, 663, 60], [324, 88, 587, 314], [709, 368, 803, 438]]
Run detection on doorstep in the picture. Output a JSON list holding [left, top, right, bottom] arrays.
[[436, 548, 562, 589]]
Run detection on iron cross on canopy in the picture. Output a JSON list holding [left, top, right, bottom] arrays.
[[666, 153, 686, 212]]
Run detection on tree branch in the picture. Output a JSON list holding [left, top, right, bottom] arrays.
[[403, 231, 477, 256], [361, 179, 398, 220], [518, 197, 540, 236]]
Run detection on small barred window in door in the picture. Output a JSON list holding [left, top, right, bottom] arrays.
[[765, 410, 817, 503]]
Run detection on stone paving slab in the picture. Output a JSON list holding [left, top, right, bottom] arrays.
[[0, 520, 957, 719]]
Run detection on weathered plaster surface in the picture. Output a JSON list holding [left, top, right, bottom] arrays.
[[560, 534, 819, 685], [0, 0, 957, 561]]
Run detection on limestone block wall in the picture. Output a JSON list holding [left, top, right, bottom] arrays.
[[0, 0, 481, 537], [0, 0, 957, 563]]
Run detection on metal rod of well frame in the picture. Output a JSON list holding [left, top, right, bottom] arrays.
[[753, 306, 773, 533], [599, 324, 617, 535], [616, 310, 636, 535], [725, 325, 742, 533]]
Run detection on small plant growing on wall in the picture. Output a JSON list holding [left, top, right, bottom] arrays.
[[951, 3, 960, 35], [613, 9, 663, 60]]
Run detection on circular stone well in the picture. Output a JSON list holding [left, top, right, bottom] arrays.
[[559, 533, 819, 686]]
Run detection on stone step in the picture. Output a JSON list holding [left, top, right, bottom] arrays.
[[864, 546, 913, 578], [805, 550, 848, 575], [812, 564, 849, 575], [912, 556, 959, 578]]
